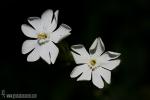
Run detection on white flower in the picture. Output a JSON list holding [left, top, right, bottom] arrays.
[[21, 9, 72, 64], [70, 37, 121, 89]]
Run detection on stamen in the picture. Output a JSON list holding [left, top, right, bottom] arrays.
[[90, 59, 96, 66], [37, 33, 47, 39], [37, 33, 49, 45], [88, 59, 97, 70], [38, 40, 49, 45]]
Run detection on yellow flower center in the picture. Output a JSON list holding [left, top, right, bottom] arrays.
[[37, 33, 49, 45], [88, 59, 97, 70], [37, 33, 47, 39], [90, 59, 96, 66]]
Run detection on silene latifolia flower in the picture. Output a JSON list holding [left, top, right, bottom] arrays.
[[70, 37, 121, 89], [21, 9, 72, 64]]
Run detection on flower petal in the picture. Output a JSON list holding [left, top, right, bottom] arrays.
[[71, 44, 90, 64], [48, 41, 59, 64], [101, 59, 121, 70], [27, 48, 40, 62], [41, 9, 53, 32], [50, 24, 72, 43], [28, 17, 42, 31], [97, 67, 111, 84], [21, 24, 37, 38], [89, 37, 105, 57], [92, 68, 104, 89], [49, 10, 59, 32], [39, 43, 51, 64], [77, 64, 92, 81], [70, 64, 89, 78], [100, 51, 121, 61], [22, 40, 37, 54]]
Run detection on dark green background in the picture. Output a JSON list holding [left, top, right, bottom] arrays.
[[0, 0, 150, 100]]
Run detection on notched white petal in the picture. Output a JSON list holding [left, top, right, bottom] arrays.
[[48, 42, 59, 64], [28, 17, 42, 31], [61, 24, 72, 31], [22, 40, 37, 54], [98, 67, 111, 84], [50, 24, 72, 43], [39, 44, 51, 64], [77, 65, 92, 81], [71, 51, 89, 64], [21, 24, 37, 38], [50, 10, 59, 32], [92, 70, 104, 89], [54, 10, 59, 21], [89, 38, 98, 52], [27, 48, 40, 62], [71, 44, 90, 64], [71, 44, 89, 56], [41, 9, 53, 31], [70, 64, 88, 78], [101, 51, 121, 61], [41, 9, 53, 22], [89, 37, 105, 57], [101, 59, 121, 70]]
